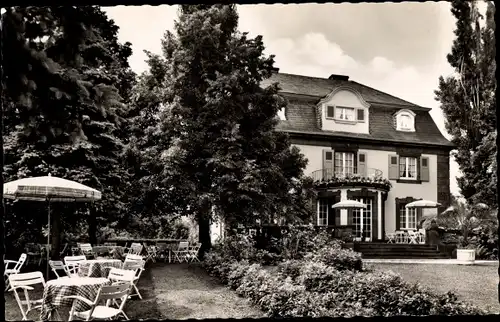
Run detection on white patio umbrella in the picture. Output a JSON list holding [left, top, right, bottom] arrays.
[[3, 174, 102, 278], [405, 200, 441, 209], [332, 200, 367, 209]]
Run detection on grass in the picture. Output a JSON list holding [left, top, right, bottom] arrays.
[[370, 263, 500, 313], [150, 262, 264, 319]]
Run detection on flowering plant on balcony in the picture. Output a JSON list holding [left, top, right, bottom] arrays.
[[313, 173, 392, 191]]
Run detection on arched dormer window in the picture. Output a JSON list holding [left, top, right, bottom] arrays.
[[394, 109, 416, 132]]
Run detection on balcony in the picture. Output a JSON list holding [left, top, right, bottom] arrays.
[[310, 168, 392, 191]]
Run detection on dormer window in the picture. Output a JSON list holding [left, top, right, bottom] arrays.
[[395, 109, 416, 132], [326, 105, 364, 123], [336, 106, 355, 121]]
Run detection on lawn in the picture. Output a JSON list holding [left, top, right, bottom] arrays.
[[5, 262, 263, 321], [370, 263, 500, 313]]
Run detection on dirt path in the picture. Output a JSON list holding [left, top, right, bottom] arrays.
[[150, 263, 264, 319]]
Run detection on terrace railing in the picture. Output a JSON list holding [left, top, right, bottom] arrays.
[[310, 168, 384, 182]]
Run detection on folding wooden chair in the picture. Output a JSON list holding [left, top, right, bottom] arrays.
[[143, 244, 158, 263], [408, 230, 419, 244], [186, 243, 202, 262], [48, 260, 70, 279], [65, 282, 131, 321], [25, 243, 42, 266], [5, 253, 27, 291], [107, 268, 136, 305], [172, 242, 189, 263], [385, 232, 396, 244], [64, 255, 87, 277], [122, 260, 145, 300], [78, 243, 96, 259], [9, 271, 61, 321], [126, 243, 143, 256]]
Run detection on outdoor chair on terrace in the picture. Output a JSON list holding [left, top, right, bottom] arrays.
[[122, 260, 145, 300], [143, 244, 158, 263], [125, 243, 143, 256], [123, 254, 143, 265], [78, 243, 96, 259], [9, 271, 62, 321], [407, 230, 419, 244], [5, 253, 27, 291], [49, 260, 69, 279], [63, 255, 87, 277], [64, 282, 131, 321], [172, 242, 190, 263], [385, 233, 396, 244], [25, 243, 42, 266], [107, 268, 136, 305], [394, 231, 407, 243], [185, 243, 202, 262]]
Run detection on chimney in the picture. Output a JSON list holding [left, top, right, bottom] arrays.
[[328, 74, 349, 81], [271, 67, 280, 73]]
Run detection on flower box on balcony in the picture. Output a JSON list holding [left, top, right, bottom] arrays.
[[313, 174, 392, 191]]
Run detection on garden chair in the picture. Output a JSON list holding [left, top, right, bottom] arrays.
[[172, 241, 189, 263], [143, 244, 158, 263], [123, 254, 143, 265], [48, 260, 69, 279], [407, 230, 419, 244], [126, 243, 143, 256], [79, 243, 96, 259], [185, 243, 202, 262], [385, 232, 396, 244], [418, 229, 426, 244], [5, 253, 27, 291], [64, 282, 131, 321], [394, 230, 407, 243], [122, 260, 145, 300], [64, 255, 87, 277], [9, 271, 61, 321], [25, 243, 42, 266], [107, 268, 136, 306]]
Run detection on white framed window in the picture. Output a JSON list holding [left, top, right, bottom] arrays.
[[317, 199, 328, 226], [335, 106, 355, 121], [399, 156, 417, 179], [399, 205, 417, 230], [334, 152, 355, 176], [395, 109, 416, 132]]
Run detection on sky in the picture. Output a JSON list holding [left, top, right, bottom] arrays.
[[102, 2, 472, 197]]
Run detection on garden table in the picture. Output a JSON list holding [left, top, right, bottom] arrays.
[[40, 277, 110, 320], [78, 259, 123, 278]]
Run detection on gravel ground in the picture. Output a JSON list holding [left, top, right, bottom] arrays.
[[151, 262, 264, 319]]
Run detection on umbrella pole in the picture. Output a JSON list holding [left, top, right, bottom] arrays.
[[47, 201, 50, 280]]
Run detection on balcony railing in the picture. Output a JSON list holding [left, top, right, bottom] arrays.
[[310, 168, 392, 191]]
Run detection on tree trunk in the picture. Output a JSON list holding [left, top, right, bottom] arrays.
[[88, 209, 97, 245], [197, 204, 212, 260], [50, 210, 61, 260]]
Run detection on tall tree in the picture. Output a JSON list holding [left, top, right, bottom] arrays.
[[134, 4, 311, 257], [2, 6, 135, 257], [435, 0, 496, 208]]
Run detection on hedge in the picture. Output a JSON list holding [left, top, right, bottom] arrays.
[[203, 245, 486, 317]]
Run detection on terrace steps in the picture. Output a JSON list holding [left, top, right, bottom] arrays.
[[354, 242, 450, 259]]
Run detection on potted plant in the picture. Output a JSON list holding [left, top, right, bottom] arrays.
[[432, 198, 497, 265]]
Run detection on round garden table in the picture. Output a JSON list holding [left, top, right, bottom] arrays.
[[40, 277, 110, 320], [78, 259, 123, 278]]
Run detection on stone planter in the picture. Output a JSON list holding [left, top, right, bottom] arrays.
[[456, 249, 475, 265]]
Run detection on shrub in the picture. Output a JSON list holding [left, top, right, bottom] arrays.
[[203, 245, 486, 317], [305, 245, 363, 271]]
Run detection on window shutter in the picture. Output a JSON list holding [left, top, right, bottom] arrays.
[[357, 152, 367, 177], [395, 202, 401, 230], [322, 149, 334, 180], [420, 156, 429, 182], [326, 106, 334, 118], [388, 155, 399, 180], [357, 109, 365, 122]]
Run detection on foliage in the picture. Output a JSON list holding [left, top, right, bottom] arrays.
[[203, 244, 485, 317], [304, 246, 363, 272], [314, 174, 392, 192], [2, 6, 136, 256], [435, 198, 497, 248], [435, 0, 496, 208], [129, 4, 313, 257]]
